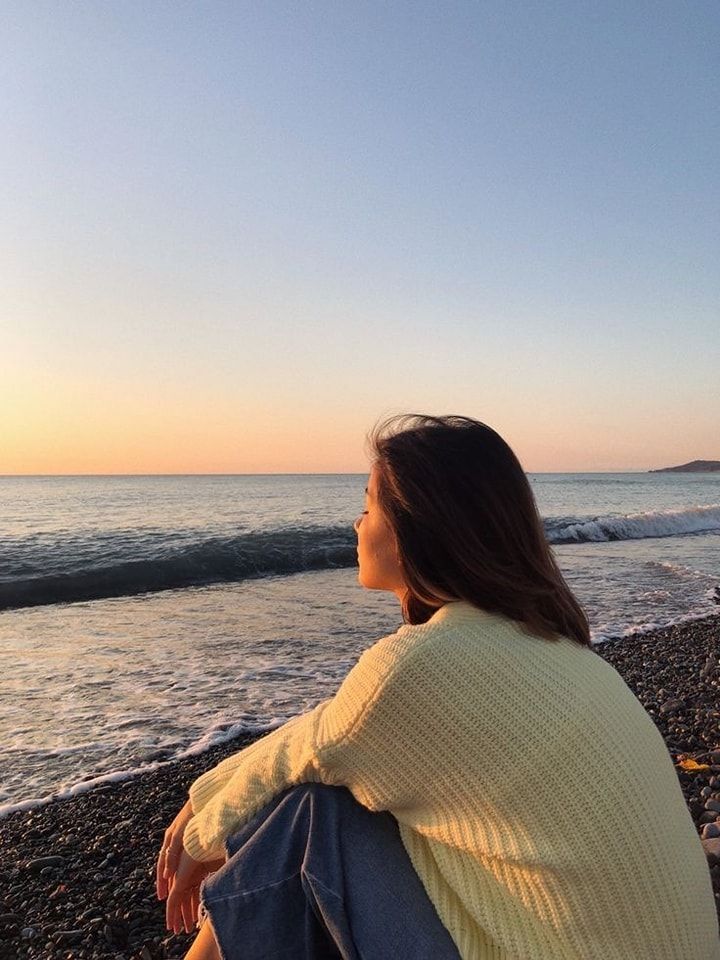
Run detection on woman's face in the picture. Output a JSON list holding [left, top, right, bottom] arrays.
[[353, 464, 406, 599]]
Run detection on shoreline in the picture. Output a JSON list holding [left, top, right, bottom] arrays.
[[2, 615, 719, 958], [3, 609, 718, 824]]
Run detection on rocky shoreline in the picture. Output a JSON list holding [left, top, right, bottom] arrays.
[[2, 614, 719, 959]]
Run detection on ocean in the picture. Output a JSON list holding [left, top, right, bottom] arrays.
[[1, 472, 718, 816]]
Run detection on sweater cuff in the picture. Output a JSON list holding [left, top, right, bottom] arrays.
[[183, 815, 226, 864], [188, 765, 230, 815]]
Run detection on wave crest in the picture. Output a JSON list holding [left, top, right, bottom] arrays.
[[547, 504, 720, 545], [0, 525, 356, 611]]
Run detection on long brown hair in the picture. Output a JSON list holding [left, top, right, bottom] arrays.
[[368, 414, 591, 647]]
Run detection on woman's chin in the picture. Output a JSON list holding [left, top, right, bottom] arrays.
[[357, 573, 392, 593]]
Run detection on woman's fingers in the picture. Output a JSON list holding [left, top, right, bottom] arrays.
[[163, 881, 205, 932], [180, 892, 194, 934], [180, 890, 192, 933], [155, 824, 177, 900], [160, 834, 186, 906], [166, 872, 184, 930], [156, 841, 178, 900], [156, 801, 195, 903], [164, 834, 181, 879], [169, 887, 195, 935], [165, 847, 206, 932], [155, 850, 165, 900], [156, 831, 174, 900], [165, 875, 173, 928]]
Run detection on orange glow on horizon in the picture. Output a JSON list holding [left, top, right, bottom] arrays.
[[3, 366, 716, 475]]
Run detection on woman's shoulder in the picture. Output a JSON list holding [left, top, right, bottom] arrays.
[[426, 600, 594, 653], [364, 600, 591, 682], [426, 599, 501, 628], [364, 601, 508, 671]]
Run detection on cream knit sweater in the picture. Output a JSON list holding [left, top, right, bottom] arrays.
[[183, 601, 720, 960]]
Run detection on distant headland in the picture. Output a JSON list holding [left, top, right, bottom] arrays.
[[649, 460, 720, 473]]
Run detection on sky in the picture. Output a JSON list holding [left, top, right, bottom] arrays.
[[2, 0, 718, 473]]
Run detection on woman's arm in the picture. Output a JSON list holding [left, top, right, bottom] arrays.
[[182, 622, 424, 863], [186, 709, 326, 815]]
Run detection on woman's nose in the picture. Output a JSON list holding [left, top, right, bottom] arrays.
[[353, 515, 362, 533]]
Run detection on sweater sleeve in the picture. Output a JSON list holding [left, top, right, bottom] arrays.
[[182, 622, 423, 862], [186, 709, 321, 815]]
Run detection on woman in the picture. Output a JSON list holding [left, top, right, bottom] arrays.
[[156, 414, 719, 960]]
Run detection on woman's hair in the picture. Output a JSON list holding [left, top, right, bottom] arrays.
[[367, 414, 591, 647]]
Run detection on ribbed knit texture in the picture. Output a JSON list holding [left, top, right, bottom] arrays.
[[183, 601, 720, 959]]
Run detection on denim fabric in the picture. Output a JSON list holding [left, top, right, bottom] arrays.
[[196, 783, 462, 960]]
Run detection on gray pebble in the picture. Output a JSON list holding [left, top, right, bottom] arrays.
[[702, 837, 720, 865], [55, 928, 84, 944], [76, 907, 99, 922], [700, 656, 716, 679], [26, 855, 65, 874], [659, 698, 685, 715]]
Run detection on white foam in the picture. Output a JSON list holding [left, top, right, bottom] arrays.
[[0, 766, 160, 818], [647, 560, 718, 580], [0, 717, 287, 820], [554, 504, 720, 544], [591, 607, 720, 647], [177, 716, 290, 756]]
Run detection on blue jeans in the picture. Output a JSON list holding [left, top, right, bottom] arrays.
[[197, 783, 462, 959]]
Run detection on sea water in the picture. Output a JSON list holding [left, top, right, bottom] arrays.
[[1, 472, 718, 813]]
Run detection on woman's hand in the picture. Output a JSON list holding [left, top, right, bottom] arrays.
[[165, 845, 225, 934], [156, 799, 224, 933]]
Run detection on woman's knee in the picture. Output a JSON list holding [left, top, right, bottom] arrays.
[[183, 917, 221, 960]]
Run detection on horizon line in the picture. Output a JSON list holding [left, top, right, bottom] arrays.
[[0, 469, 664, 477]]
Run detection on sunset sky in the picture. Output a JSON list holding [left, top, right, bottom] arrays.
[[2, 1, 718, 474]]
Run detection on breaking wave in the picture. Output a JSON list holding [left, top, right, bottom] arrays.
[[2, 504, 719, 610], [546, 504, 720, 545], [0, 525, 356, 611]]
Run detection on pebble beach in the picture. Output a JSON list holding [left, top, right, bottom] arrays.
[[2, 614, 720, 960]]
